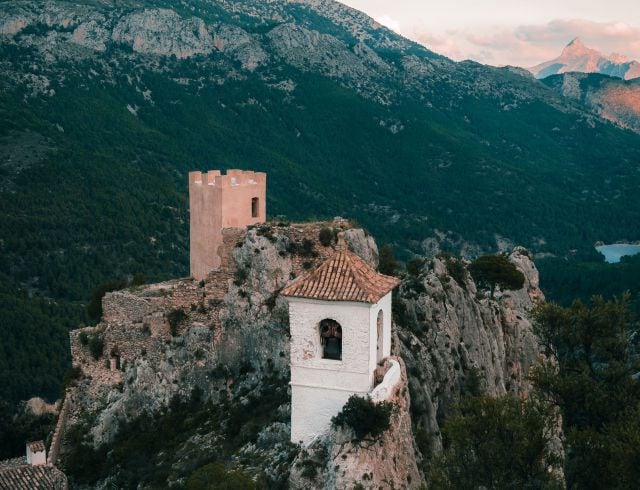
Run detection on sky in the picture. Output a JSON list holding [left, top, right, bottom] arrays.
[[339, 0, 640, 67]]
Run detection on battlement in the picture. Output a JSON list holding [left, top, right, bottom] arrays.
[[189, 170, 266, 189], [189, 169, 267, 280]]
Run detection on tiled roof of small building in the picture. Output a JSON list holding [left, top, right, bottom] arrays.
[[281, 249, 400, 303], [0, 458, 25, 472], [26, 441, 45, 453], [0, 463, 67, 490]]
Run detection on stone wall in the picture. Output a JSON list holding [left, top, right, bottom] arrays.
[[47, 394, 71, 466]]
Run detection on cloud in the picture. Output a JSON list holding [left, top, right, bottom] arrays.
[[409, 19, 640, 67]]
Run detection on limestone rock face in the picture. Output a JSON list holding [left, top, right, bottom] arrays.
[[343, 228, 379, 269], [72, 19, 110, 52], [395, 250, 543, 458], [212, 24, 268, 70], [112, 9, 214, 59]]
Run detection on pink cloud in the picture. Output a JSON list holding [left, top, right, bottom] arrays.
[[409, 19, 640, 67]]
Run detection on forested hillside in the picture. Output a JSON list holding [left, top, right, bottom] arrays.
[[1, 0, 640, 409]]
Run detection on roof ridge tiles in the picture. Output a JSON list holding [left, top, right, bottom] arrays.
[[282, 249, 400, 303]]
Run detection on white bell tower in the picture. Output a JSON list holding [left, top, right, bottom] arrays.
[[282, 248, 400, 445]]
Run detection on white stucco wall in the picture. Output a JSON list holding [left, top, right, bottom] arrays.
[[26, 448, 46, 466], [288, 292, 394, 445], [369, 292, 392, 371], [370, 359, 401, 403], [291, 385, 361, 444]]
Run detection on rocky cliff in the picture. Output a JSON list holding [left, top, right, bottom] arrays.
[[60, 222, 544, 488], [395, 248, 543, 464], [542, 72, 640, 134]]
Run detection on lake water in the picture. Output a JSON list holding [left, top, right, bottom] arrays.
[[595, 244, 640, 264]]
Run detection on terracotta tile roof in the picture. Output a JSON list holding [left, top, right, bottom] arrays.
[[0, 463, 67, 489], [26, 441, 45, 453], [0, 458, 25, 472], [282, 250, 400, 303]]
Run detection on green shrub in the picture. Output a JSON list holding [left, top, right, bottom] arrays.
[[378, 245, 398, 276], [301, 238, 316, 257], [445, 257, 467, 288], [87, 335, 104, 360], [78, 331, 88, 346], [61, 366, 83, 393], [233, 267, 248, 286], [300, 459, 321, 480], [131, 273, 146, 286], [428, 395, 562, 489], [167, 308, 187, 336], [319, 227, 334, 247], [332, 395, 393, 440], [469, 254, 524, 299], [406, 258, 426, 277], [186, 462, 256, 490]]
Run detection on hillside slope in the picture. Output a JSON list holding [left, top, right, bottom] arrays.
[[542, 73, 640, 134], [1, 0, 640, 405]]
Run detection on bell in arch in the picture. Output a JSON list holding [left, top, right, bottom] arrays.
[[320, 319, 342, 360]]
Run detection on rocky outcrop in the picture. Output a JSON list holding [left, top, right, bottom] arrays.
[[65, 221, 354, 446], [112, 9, 214, 59], [344, 228, 379, 269], [62, 220, 545, 487], [395, 248, 543, 462], [212, 24, 268, 70]]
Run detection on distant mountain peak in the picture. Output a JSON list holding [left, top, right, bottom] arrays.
[[560, 37, 598, 59], [567, 37, 583, 47], [530, 38, 640, 80], [609, 52, 630, 63]]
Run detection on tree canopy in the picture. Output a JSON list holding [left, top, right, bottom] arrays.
[[469, 254, 525, 298], [530, 296, 640, 488], [428, 395, 563, 489]]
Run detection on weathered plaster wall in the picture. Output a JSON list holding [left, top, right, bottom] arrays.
[[189, 169, 266, 280], [370, 358, 401, 403], [291, 386, 355, 445], [288, 291, 394, 444], [290, 358, 422, 489], [368, 292, 391, 370]]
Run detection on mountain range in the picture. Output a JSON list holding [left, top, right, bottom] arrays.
[[542, 72, 640, 134], [1, 0, 640, 405], [529, 37, 640, 80]]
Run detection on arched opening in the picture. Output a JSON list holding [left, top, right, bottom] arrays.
[[251, 197, 259, 218], [320, 319, 342, 360], [376, 309, 384, 363]]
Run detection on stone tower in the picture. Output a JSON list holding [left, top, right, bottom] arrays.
[[282, 249, 400, 445], [189, 169, 266, 280]]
